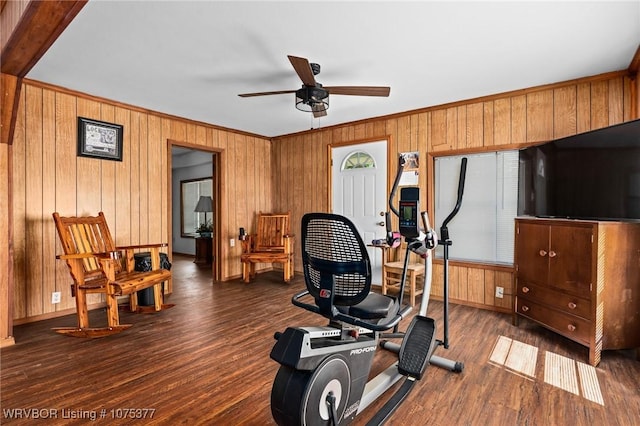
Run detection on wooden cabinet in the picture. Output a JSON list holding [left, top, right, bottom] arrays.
[[514, 217, 640, 366], [194, 237, 212, 266]]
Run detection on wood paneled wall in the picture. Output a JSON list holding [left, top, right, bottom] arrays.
[[5, 71, 636, 325], [271, 71, 635, 313], [10, 81, 272, 323], [0, 141, 13, 345]]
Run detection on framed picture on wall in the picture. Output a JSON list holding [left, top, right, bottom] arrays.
[[77, 117, 123, 161], [399, 151, 419, 186]]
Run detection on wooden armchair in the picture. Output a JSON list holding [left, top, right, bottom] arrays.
[[53, 212, 173, 337], [240, 212, 294, 283]]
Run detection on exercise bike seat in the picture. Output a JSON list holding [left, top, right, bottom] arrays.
[[294, 213, 409, 332], [340, 292, 398, 320]]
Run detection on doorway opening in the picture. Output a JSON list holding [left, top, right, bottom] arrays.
[[170, 143, 222, 280]]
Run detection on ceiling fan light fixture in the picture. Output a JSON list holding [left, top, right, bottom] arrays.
[[240, 55, 389, 118], [295, 86, 329, 113]]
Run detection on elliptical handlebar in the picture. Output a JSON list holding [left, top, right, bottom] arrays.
[[440, 157, 467, 242], [388, 155, 405, 219], [438, 156, 467, 349], [386, 155, 406, 247]]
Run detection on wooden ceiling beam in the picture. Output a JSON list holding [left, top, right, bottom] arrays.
[[628, 44, 640, 75], [1, 0, 86, 146], [1, 73, 20, 145], [1, 0, 87, 77], [628, 45, 640, 120]]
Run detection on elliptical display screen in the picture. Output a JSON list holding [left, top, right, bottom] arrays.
[[399, 187, 420, 238]]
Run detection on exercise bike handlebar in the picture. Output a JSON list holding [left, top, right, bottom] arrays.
[[291, 290, 413, 332]]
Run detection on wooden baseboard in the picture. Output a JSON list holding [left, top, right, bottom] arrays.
[[171, 251, 194, 257], [429, 294, 512, 314], [0, 336, 16, 347], [13, 306, 81, 326], [12, 299, 126, 326]]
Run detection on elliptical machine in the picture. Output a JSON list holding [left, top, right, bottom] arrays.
[[380, 155, 467, 372], [268, 155, 465, 426]]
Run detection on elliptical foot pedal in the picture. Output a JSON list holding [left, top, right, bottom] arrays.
[[398, 316, 437, 379]]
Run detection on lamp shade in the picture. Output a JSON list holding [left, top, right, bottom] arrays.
[[194, 196, 213, 212]]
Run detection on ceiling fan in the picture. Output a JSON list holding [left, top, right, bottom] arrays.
[[238, 55, 390, 118]]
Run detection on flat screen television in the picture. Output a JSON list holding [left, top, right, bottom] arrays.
[[518, 118, 640, 222]]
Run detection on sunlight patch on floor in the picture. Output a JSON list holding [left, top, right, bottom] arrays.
[[489, 335, 604, 406], [488, 335, 537, 379], [544, 351, 579, 395], [489, 335, 512, 365], [577, 361, 605, 405], [505, 340, 538, 378]]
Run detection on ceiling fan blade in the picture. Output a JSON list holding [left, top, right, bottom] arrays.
[[324, 86, 390, 97], [238, 90, 296, 97], [288, 55, 316, 86]]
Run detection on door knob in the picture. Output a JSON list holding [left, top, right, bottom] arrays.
[[378, 221, 386, 227], [539, 250, 547, 257]]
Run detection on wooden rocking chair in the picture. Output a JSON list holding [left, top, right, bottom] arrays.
[[53, 212, 173, 337], [240, 212, 294, 283]]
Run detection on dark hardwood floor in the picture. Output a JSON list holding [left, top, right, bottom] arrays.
[[2, 254, 639, 425]]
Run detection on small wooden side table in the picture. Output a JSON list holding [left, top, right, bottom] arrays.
[[194, 237, 212, 266]]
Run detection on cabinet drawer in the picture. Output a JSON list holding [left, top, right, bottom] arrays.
[[547, 279, 591, 299], [517, 283, 591, 320], [516, 298, 591, 345]]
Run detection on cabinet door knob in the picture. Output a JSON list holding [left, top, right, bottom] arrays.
[[521, 305, 529, 312], [567, 324, 576, 332], [568, 302, 577, 309], [522, 286, 530, 293], [539, 250, 547, 257], [548, 250, 557, 258]]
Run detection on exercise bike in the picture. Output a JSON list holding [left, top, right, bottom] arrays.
[[269, 155, 466, 426]]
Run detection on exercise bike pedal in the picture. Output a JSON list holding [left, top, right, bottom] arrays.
[[398, 315, 437, 379]]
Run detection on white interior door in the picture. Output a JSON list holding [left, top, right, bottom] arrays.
[[332, 140, 387, 285]]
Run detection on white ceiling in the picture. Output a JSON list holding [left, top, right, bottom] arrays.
[[26, 1, 640, 138]]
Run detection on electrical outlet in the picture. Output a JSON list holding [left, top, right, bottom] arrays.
[[230, 238, 235, 247], [495, 286, 504, 299], [51, 291, 61, 304]]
